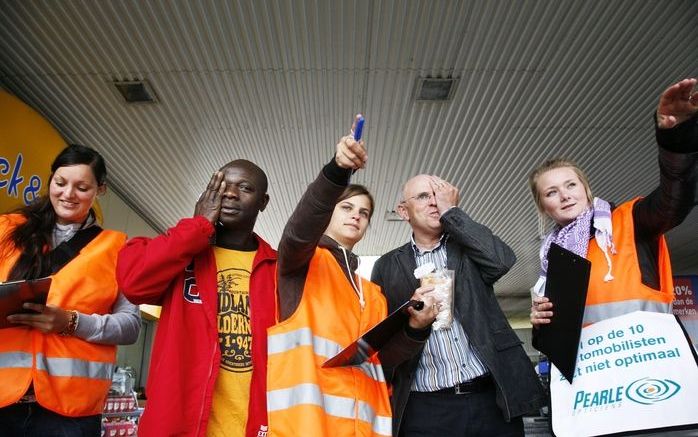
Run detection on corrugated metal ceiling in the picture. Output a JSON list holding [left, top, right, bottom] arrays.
[[1, 0, 696, 324]]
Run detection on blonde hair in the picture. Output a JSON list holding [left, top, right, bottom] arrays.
[[528, 158, 593, 214]]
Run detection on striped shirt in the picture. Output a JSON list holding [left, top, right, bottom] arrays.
[[410, 234, 489, 392]]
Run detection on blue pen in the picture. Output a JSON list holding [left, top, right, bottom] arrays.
[[353, 115, 365, 141]]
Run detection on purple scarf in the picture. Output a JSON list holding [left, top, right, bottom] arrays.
[[532, 198, 615, 296]]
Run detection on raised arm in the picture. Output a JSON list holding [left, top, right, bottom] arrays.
[[430, 176, 516, 284], [441, 209, 516, 284], [117, 172, 226, 304], [116, 216, 214, 304], [276, 160, 352, 277], [277, 115, 367, 320], [634, 78, 698, 236]]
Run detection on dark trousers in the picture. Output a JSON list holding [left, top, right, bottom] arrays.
[[0, 403, 101, 437], [399, 385, 524, 437]]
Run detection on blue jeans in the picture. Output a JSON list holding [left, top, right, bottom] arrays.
[[0, 403, 101, 437]]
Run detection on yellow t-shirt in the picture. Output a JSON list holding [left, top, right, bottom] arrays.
[[206, 247, 256, 437]]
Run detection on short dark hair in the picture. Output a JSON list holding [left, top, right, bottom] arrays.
[[220, 159, 268, 194]]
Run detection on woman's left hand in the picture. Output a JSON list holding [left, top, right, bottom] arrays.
[[530, 296, 554, 327], [6, 303, 72, 334], [657, 78, 698, 129]]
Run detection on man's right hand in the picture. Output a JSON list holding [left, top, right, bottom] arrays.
[[429, 176, 459, 216], [194, 171, 226, 224]]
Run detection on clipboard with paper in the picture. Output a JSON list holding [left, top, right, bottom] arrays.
[[322, 299, 424, 368], [535, 243, 591, 382], [0, 277, 52, 329]]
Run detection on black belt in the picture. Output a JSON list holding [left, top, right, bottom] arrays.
[[433, 374, 493, 395]]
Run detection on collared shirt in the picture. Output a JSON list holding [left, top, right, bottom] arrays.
[[410, 234, 489, 392], [52, 214, 96, 248]]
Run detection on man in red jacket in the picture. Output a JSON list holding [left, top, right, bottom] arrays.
[[117, 160, 276, 437]]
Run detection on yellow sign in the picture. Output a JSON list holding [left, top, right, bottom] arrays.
[[0, 89, 102, 222], [0, 89, 66, 214]]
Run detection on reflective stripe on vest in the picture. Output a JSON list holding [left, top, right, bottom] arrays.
[[268, 248, 392, 436], [0, 218, 122, 415], [268, 327, 386, 383], [0, 351, 32, 369], [268, 383, 392, 436], [0, 352, 113, 379], [584, 300, 672, 326]]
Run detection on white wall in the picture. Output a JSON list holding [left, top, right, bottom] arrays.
[[99, 189, 158, 238], [357, 255, 378, 280], [99, 189, 158, 389]]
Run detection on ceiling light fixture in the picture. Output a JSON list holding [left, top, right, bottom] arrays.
[[384, 210, 403, 222], [414, 77, 457, 102], [113, 80, 157, 103]]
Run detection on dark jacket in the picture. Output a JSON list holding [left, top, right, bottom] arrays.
[[372, 209, 545, 435]]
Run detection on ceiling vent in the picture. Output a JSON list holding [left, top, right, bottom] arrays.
[[113, 80, 157, 103], [384, 210, 403, 222], [414, 77, 457, 102]]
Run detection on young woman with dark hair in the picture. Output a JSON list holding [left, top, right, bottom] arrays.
[[0, 144, 140, 436], [268, 117, 438, 437]]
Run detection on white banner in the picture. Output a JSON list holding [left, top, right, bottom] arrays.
[[550, 311, 698, 437]]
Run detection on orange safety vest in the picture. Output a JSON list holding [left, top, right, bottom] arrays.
[[0, 214, 124, 416], [267, 248, 392, 437], [584, 198, 674, 325]]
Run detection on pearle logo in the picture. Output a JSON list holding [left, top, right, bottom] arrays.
[[625, 377, 680, 405]]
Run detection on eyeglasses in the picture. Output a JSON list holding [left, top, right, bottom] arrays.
[[403, 192, 435, 204]]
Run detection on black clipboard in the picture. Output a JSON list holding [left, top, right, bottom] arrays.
[[535, 243, 591, 383], [0, 277, 52, 329], [322, 299, 424, 368]]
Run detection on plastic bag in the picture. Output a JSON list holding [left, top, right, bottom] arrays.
[[419, 269, 454, 330]]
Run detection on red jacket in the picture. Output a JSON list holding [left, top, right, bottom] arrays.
[[116, 216, 277, 437]]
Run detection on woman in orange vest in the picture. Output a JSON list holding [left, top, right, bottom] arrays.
[[269, 116, 438, 436], [529, 78, 698, 328], [0, 145, 140, 436]]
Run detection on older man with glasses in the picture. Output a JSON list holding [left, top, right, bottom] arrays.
[[371, 174, 545, 437]]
